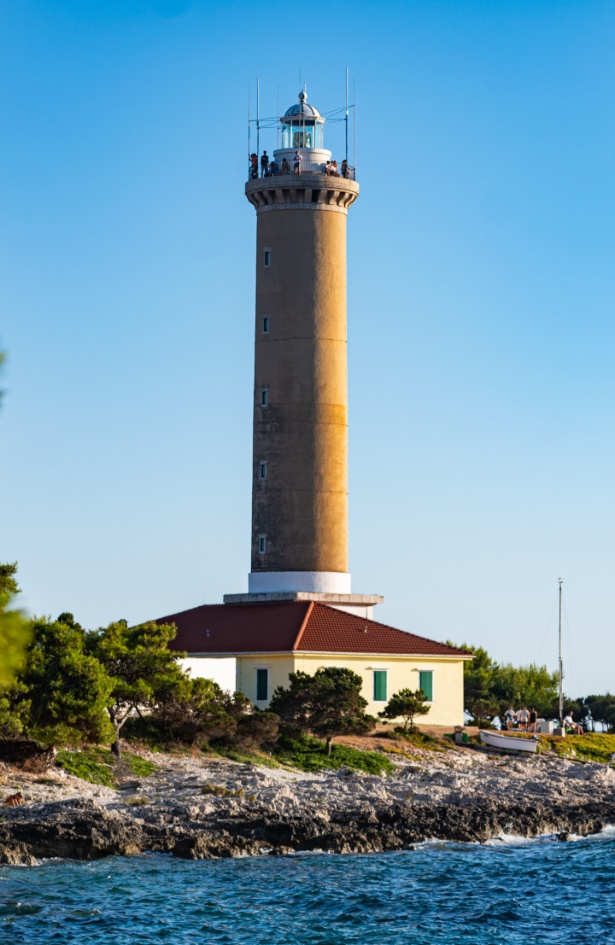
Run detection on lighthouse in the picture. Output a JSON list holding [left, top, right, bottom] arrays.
[[155, 88, 469, 724], [225, 89, 382, 618]]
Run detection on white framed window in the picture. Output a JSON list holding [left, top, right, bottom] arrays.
[[263, 249, 271, 268], [258, 534, 267, 554], [262, 316, 269, 334], [259, 461, 268, 480], [260, 387, 269, 407]]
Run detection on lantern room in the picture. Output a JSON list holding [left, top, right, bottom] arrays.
[[280, 90, 325, 150], [272, 89, 331, 175]]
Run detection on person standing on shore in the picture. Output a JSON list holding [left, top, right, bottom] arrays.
[[528, 707, 538, 733], [517, 706, 530, 732], [504, 706, 516, 730]]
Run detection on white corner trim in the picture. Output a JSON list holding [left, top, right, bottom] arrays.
[[248, 570, 352, 595]]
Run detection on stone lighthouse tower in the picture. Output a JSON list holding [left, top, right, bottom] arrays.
[[226, 90, 381, 618]]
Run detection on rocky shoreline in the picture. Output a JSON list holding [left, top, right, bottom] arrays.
[[1, 741, 614, 864]]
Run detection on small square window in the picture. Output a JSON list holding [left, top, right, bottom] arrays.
[[262, 316, 269, 334], [260, 388, 269, 407], [259, 461, 267, 480], [263, 249, 271, 267], [258, 534, 267, 554]]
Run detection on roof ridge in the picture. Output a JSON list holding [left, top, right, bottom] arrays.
[[311, 603, 467, 655], [292, 600, 314, 651]]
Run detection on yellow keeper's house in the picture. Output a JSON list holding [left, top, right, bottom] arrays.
[[158, 600, 470, 726]]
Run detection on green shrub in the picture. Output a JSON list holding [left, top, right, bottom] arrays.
[[274, 735, 395, 775]]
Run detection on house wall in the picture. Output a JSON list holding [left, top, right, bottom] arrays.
[[236, 655, 296, 708], [234, 653, 466, 726], [179, 657, 236, 693]]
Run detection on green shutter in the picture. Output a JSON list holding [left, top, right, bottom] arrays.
[[419, 671, 433, 702], [256, 668, 268, 702], [373, 671, 387, 702]]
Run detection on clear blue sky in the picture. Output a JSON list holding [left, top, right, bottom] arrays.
[[1, 0, 614, 697]]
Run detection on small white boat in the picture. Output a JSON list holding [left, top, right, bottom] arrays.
[[480, 730, 538, 753]]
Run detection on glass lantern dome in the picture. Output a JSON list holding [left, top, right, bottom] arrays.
[[280, 91, 325, 150]]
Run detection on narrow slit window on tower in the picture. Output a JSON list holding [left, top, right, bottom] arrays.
[[262, 316, 269, 334], [260, 387, 269, 407], [258, 534, 267, 554], [259, 461, 268, 480], [263, 249, 271, 268]]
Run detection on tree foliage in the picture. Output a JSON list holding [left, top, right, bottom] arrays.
[[379, 688, 430, 732], [492, 662, 559, 717], [88, 620, 186, 756], [152, 675, 232, 743], [0, 359, 31, 685], [0, 563, 32, 688], [270, 667, 375, 755], [581, 694, 615, 732], [22, 612, 113, 745], [451, 641, 559, 723], [450, 644, 499, 723]]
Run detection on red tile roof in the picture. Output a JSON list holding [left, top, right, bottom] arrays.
[[156, 601, 468, 658]]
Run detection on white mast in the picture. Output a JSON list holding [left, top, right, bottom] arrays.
[[345, 66, 349, 165], [256, 77, 260, 169], [558, 577, 564, 723]]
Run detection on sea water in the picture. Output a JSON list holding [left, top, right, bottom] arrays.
[[2, 831, 615, 945]]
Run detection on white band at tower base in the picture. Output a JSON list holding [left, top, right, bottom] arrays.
[[248, 571, 352, 595]]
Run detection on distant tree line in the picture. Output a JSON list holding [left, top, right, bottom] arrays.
[[453, 641, 614, 731]]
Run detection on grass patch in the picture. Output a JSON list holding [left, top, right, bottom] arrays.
[[56, 748, 116, 787], [273, 735, 395, 775], [210, 746, 282, 769], [538, 732, 615, 763], [392, 730, 449, 753], [202, 782, 245, 798], [379, 744, 419, 760], [380, 729, 451, 752], [56, 749, 158, 787], [122, 754, 157, 778]]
